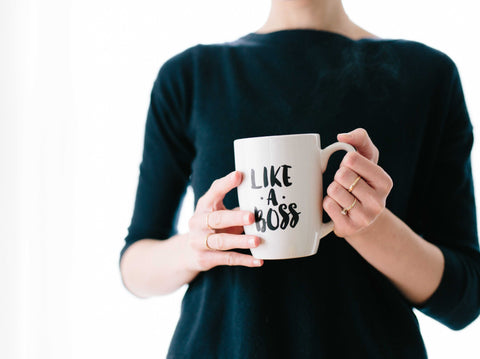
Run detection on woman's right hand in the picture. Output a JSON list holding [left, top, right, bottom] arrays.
[[185, 170, 264, 272]]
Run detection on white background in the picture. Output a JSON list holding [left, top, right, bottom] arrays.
[[1, 0, 479, 358]]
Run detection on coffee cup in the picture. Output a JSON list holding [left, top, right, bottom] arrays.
[[234, 133, 355, 259]]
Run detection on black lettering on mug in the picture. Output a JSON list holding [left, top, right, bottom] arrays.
[[266, 208, 279, 230], [278, 203, 289, 229], [266, 188, 278, 206], [250, 165, 293, 188], [254, 207, 266, 232], [282, 165, 292, 187], [289, 203, 301, 228], [270, 166, 283, 187], [249, 164, 300, 233], [250, 169, 262, 189]]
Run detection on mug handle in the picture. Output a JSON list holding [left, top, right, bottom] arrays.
[[318, 142, 356, 238]]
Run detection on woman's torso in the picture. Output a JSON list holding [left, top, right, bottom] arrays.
[[166, 29, 453, 358]]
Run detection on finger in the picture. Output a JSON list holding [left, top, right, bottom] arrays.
[[326, 181, 360, 210], [340, 152, 388, 191], [221, 207, 247, 234], [189, 209, 254, 231], [208, 251, 263, 268], [325, 178, 383, 231], [195, 248, 263, 270], [323, 195, 370, 237], [198, 171, 243, 210], [337, 128, 379, 164], [322, 196, 352, 237], [325, 182, 372, 225], [206, 209, 254, 230], [202, 233, 260, 251], [334, 166, 386, 220], [334, 166, 376, 201]]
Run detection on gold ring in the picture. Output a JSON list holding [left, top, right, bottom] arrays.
[[206, 212, 214, 230], [348, 176, 361, 193], [205, 232, 215, 250], [341, 198, 357, 215]]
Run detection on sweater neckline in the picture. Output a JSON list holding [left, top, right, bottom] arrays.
[[240, 28, 385, 44]]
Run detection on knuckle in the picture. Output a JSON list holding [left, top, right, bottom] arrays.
[[326, 184, 334, 197], [380, 173, 393, 193], [369, 200, 383, 216], [225, 252, 235, 266], [322, 197, 329, 210], [210, 178, 221, 191], [327, 182, 341, 197], [213, 234, 224, 250], [334, 167, 349, 183], [210, 211, 222, 226], [344, 151, 358, 167], [323, 196, 335, 210], [386, 174, 394, 191], [357, 128, 368, 138], [196, 251, 209, 270]]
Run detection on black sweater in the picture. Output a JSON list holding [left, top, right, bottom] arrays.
[[120, 29, 479, 358]]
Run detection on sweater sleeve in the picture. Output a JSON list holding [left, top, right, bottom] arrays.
[[119, 50, 196, 265], [415, 57, 480, 330]]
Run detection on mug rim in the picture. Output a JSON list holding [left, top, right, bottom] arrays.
[[234, 133, 319, 144]]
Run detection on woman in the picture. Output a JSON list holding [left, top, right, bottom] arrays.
[[119, 0, 480, 357]]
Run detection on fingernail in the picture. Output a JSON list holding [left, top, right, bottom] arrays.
[[244, 213, 252, 223], [338, 132, 350, 138], [249, 237, 257, 247], [233, 171, 242, 181], [253, 259, 262, 266]]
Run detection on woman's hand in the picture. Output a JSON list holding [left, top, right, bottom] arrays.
[[323, 128, 393, 239], [185, 170, 264, 272], [322, 129, 444, 306]]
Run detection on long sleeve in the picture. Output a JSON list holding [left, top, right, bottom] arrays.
[[119, 49, 196, 264], [114, 31, 480, 358], [414, 57, 480, 330]]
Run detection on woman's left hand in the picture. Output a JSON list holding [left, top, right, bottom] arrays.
[[323, 128, 394, 239]]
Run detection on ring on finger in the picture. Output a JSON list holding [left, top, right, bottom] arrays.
[[348, 175, 361, 193], [341, 198, 357, 215], [205, 232, 216, 251]]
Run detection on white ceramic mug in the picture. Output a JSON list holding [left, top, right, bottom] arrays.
[[234, 133, 355, 260]]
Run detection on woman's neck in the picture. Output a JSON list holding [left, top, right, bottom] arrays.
[[256, 0, 378, 40]]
